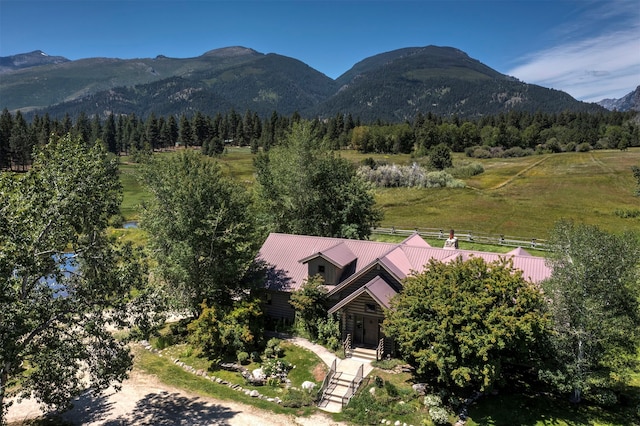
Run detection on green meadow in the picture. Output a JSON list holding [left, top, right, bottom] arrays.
[[119, 147, 640, 240]]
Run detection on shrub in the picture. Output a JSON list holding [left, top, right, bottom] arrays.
[[374, 375, 384, 388], [342, 391, 385, 425], [429, 406, 450, 425], [316, 314, 341, 351], [502, 146, 533, 158], [237, 351, 249, 364], [449, 162, 484, 178], [266, 377, 280, 387], [424, 393, 443, 408], [281, 387, 314, 407], [152, 334, 174, 350], [384, 381, 399, 398], [428, 143, 453, 170], [576, 142, 592, 152], [262, 358, 293, 381], [358, 164, 464, 188]]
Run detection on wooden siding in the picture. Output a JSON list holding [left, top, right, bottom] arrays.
[[339, 292, 384, 344], [262, 289, 295, 321], [337, 266, 399, 301], [307, 258, 341, 285]]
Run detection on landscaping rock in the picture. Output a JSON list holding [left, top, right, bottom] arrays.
[[252, 368, 266, 380], [250, 390, 260, 398], [301, 381, 316, 392], [412, 383, 428, 395]]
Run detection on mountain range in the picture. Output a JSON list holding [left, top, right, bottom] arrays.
[[0, 46, 611, 121], [596, 86, 640, 112]]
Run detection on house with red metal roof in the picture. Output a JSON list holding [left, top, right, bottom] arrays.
[[257, 232, 550, 356]]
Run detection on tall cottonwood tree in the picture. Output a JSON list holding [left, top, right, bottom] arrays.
[[0, 134, 147, 420], [254, 121, 382, 239], [139, 150, 261, 316], [541, 220, 640, 403]]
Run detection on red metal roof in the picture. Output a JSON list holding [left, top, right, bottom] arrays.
[[258, 233, 551, 292]]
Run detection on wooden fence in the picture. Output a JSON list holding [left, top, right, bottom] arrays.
[[371, 227, 548, 251]]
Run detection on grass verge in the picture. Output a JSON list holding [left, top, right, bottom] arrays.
[[133, 346, 316, 417]]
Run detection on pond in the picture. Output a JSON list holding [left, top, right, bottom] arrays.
[[42, 253, 76, 298], [123, 221, 139, 229]]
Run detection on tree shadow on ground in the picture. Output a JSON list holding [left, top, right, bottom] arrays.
[[105, 391, 239, 426], [58, 389, 115, 425]]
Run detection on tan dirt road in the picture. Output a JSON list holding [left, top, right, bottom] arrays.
[[6, 369, 345, 426]]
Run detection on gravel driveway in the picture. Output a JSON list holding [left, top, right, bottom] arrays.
[[6, 369, 345, 426]]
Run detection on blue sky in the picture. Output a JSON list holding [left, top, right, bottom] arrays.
[[1, 0, 638, 102]]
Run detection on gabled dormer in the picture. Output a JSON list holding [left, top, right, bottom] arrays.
[[298, 242, 357, 285]]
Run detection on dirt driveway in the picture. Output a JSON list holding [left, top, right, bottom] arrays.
[[6, 369, 345, 426]]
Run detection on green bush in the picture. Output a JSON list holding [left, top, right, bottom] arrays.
[[423, 394, 442, 408], [265, 338, 284, 358], [281, 387, 314, 407], [152, 334, 174, 350], [262, 358, 293, 381], [374, 375, 384, 388], [237, 351, 249, 364], [576, 142, 592, 152], [449, 162, 484, 178], [384, 381, 399, 398], [317, 314, 341, 351], [429, 406, 450, 425], [343, 390, 386, 425]]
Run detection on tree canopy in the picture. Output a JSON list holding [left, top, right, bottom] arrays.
[[254, 122, 382, 239], [139, 150, 261, 316], [0, 134, 147, 418], [540, 220, 640, 404], [384, 256, 548, 393]]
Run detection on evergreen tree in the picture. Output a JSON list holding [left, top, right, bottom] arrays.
[[0, 109, 13, 170], [102, 113, 117, 154]]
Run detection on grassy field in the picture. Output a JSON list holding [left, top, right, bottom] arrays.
[[119, 147, 640, 240]]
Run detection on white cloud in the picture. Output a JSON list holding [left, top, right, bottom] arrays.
[[508, 3, 640, 103]]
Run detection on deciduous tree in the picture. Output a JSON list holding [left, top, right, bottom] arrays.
[[139, 150, 261, 316], [254, 122, 382, 239], [289, 275, 329, 339], [540, 220, 640, 404], [384, 256, 548, 393], [0, 134, 147, 420]]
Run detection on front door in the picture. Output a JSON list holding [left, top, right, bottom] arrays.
[[363, 316, 379, 346]]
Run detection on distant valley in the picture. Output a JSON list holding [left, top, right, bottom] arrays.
[[0, 45, 620, 121]]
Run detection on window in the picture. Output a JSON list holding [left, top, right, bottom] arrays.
[[365, 303, 377, 313], [265, 293, 272, 305], [318, 265, 325, 274]]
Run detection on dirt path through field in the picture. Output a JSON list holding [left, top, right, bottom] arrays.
[[489, 155, 549, 190], [7, 369, 345, 426]]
